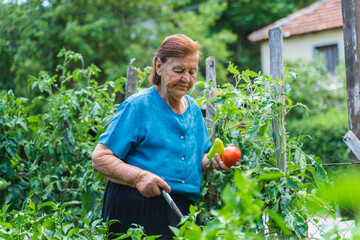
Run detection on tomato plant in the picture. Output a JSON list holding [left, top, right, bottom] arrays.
[[0, 49, 121, 213], [194, 63, 333, 239]]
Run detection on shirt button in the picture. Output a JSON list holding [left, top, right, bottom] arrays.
[[181, 157, 185, 161], [181, 180, 185, 184], [180, 136, 184, 139]]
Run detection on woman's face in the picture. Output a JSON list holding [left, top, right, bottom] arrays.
[[156, 53, 198, 100]]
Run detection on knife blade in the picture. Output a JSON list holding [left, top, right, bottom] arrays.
[[161, 189, 184, 220]]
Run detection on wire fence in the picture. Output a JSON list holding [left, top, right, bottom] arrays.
[[307, 159, 360, 239]]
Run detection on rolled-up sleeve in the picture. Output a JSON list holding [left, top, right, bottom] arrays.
[[99, 101, 140, 160]]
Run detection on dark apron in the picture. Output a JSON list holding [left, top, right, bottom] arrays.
[[102, 180, 195, 240]]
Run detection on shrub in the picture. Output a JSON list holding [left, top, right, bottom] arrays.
[[0, 49, 121, 213], [287, 107, 350, 162], [284, 57, 349, 162]]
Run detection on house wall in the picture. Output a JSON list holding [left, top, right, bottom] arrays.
[[260, 28, 344, 75]]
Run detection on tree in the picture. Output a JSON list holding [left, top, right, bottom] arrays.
[[0, 0, 236, 96], [214, 0, 318, 71]]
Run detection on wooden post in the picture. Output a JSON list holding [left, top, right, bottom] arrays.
[[343, 130, 360, 160], [206, 57, 217, 143], [269, 27, 287, 172], [205, 56, 219, 206], [125, 66, 138, 99], [341, 0, 360, 160]]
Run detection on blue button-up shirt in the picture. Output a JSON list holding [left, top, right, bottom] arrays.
[[99, 86, 211, 201]]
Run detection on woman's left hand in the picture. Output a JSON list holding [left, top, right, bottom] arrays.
[[202, 153, 240, 172]]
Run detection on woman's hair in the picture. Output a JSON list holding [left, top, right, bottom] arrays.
[[149, 34, 200, 86]]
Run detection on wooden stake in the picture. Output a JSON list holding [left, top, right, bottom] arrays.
[[206, 56, 217, 143], [269, 27, 287, 172], [125, 66, 138, 100], [341, 0, 360, 159]]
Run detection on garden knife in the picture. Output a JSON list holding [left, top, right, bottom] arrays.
[[161, 189, 184, 220]]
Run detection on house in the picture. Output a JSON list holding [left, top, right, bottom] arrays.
[[248, 0, 343, 75]]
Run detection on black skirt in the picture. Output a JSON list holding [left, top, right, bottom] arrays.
[[102, 180, 195, 240]]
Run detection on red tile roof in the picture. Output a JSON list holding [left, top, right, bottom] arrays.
[[248, 0, 343, 42]]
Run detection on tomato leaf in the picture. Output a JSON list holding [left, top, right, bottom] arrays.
[[266, 210, 291, 236]]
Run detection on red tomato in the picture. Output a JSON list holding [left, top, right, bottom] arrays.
[[222, 145, 241, 167]]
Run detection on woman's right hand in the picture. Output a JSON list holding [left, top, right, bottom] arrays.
[[134, 170, 171, 198]]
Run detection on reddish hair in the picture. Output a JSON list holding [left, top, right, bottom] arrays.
[[149, 34, 200, 85]]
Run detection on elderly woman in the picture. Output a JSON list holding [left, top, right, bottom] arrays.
[[92, 34, 234, 239]]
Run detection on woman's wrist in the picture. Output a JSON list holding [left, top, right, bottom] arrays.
[[202, 155, 213, 172], [134, 170, 147, 188]]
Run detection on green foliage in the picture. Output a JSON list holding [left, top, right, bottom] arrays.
[[220, 0, 317, 33], [284, 58, 349, 162], [0, 198, 110, 239], [192, 64, 333, 238], [215, 0, 318, 71], [287, 108, 350, 162], [0, 49, 118, 212], [0, 0, 236, 96], [285, 57, 347, 119], [1, 48, 356, 238], [0, 197, 159, 239], [0, 49, 167, 239]]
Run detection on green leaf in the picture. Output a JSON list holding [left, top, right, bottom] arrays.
[[38, 201, 57, 210], [27, 115, 40, 123], [42, 219, 56, 230], [280, 193, 292, 212], [62, 223, 73, 234], [90, 102, 101, 118], [189, 204, 197, 215], [221, 184, 237, 206], [286, 179, 299, 189], [29, 200, 36, 211], [115, 233, 132, 239], [0, 160, 13, 178], [286, 97, 292, 105], [256, 172, 284, 181], [245, 124, 260, 142], [266, 210, 291, 236], [91, 219, 103, 228], [5, 144, 16, 159], [79, 217, 90, 226], [82, 188, 99, 212], [0, 221, 13, 229], [17, 118, 27, 131], [184, 223, 202, 240], [313, 157, 328, 182], [67, 129, 75, 144], [294, 147, 307, 169], [24, 143, 32, 159], [62, 200, 81, 208]]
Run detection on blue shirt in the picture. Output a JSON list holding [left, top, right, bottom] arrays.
[[98, 86, 211, 201]]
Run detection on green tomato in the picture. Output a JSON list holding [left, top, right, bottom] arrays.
[[298, 190, 307, 201], [0, 180, 8, 190], [44, 175, 51, 185]]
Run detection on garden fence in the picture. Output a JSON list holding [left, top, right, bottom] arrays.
[[307, 160, 359, 239]]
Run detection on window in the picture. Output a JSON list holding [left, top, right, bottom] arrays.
[[315, 44, 338, 73]]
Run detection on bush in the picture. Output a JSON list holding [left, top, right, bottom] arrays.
[[0, 49, 119, 212], [285, 56, 346, 119], [285, 57, 349, 162], [287, 107, 350, 162]]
